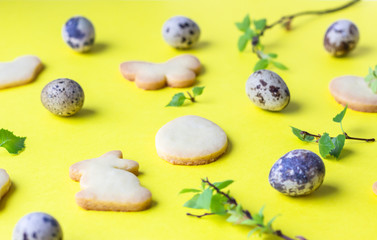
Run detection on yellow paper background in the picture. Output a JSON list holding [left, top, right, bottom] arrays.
[[0, 0, 376, 239]]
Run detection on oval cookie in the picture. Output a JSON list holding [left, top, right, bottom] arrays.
[[329, 75, 377, 113], [155, 115, 228, 165]]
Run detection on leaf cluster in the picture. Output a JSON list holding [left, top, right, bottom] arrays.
[[0, 128, 26, 154], [291, 106, 348, 159], [180, 179, 278, 238], [236, 15, 287, 71], [166, 86, 205, 107], [365, 66, 377, 93]]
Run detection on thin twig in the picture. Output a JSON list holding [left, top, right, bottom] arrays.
[[186, 91, 195, 102], [261, 0, 360, 35], [201, 178, 237, 205], [344, 132, 375, 142], [187, 213, 215, 218], [300, 131, 375, 143]]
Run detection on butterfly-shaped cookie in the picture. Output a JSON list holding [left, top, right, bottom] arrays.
[[120, 54, 201, 90], [69, 151, 152, 211]]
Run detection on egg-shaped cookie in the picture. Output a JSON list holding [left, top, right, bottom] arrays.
[[155, 115, 228, 165]]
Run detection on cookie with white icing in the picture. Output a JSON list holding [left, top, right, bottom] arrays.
[[0, 55, 43, 90], [69, 151, 152, 211], [155, 115, 228, 165], [120, 54, 201, 90], [329, 75, 377, 112]]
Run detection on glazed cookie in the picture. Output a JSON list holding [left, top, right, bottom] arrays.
[[0, 55, 43, 90], [0, 169, 11, 200], [329, 75, 377, 112], [120, 54, 201, 90], [155, 115, 228, 165], [69, 151, 152, 211]]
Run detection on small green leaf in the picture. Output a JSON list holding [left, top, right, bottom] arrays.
[[253, 59, 269, 71], [271, 61, 288, 70], [291, 126, 315, 142], [247, 227, 262, 238], [179, 188, 201, 194], [183, 194, 200, 209], [333, 105, 348, 123], [258, 205, 265, 216], [241, 219, 257, 226], [210, 194, 227, 215], [166, 92, 186, 107], [371, 80, 377, 93], [213, 180, 234, 190], [0, 129, 26, 154], [244, 28, 255, 39], [235, 14, 251, 32], [318, 133, 335, 158], [267, 53, 278, 58], [238, 34, 250, 51], [329, 134, 346, 159], [266, 215, 279, 229], [196, 188, 213, 210], [192, 86, 205, 97], [254, 19, 267, 31]]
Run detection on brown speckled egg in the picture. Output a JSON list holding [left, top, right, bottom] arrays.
[[245, 69, 290, 111], [269, 149, 325, 196], [41, 78, 84, 117], [324, 19, 359, 57]]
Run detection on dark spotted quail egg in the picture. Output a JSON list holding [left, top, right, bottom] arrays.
[[62, 16, 95, 53], [269, 149, 325, 196], [162, 16, 200, 49], [41, 78, 84, 117], [13, 212, 63, 240], [245, 69, 290, 111], [324, 19, 359, 57]]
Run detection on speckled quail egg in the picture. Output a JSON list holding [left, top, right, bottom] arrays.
[[13, 212, 63, 240], [62, 16, 95, 53], [41, 78, 84, 117], [324, 19, 359, 57], [269, 149, 325, 196], [162, 16, 200, 49], [245, 69, 290, 111]]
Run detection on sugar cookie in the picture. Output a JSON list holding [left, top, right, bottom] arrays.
[[0, 169, 11, 200], [155, 115, 228, 165], [329, 75, 377, 112], [120, 54, 201, 90], [0, 55, 43, 90], [69, 151, 152, 211]]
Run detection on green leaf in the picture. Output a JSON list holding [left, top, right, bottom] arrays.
[[318, 133, 335, 158], [254, 19, 267, 31], [183, 194, 201, 209], [329, 134, 346, 159], [241, 219, 257, 226], [266, 215, 279, 229], [253, 59, 269, 71], [196, 188, 213, 210], [179, 188, 201, 194], [244, 28, 255, 39], [291, 126, 315, 142], [213, 180, 234, 190], [271, 61, 288, 70], [333, 105, 348, 123], [267, 53, 278, 58], [238, 34, 250, 51], [166, 92, 186, 107], [0, 129, 26, 154], [247, 227, 262, 238], [371, 80, 377, 93], [235, 14, 251, 32], [210, 194, 227, 214], [192, 86, 205, 97]]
